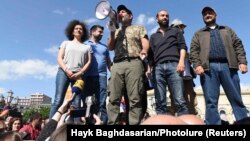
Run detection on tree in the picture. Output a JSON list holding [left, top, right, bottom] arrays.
[[22, 106, 50, 123], [38, 106, 50, 119]]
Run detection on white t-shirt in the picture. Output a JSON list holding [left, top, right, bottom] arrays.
[[60, 40, 93, 72]]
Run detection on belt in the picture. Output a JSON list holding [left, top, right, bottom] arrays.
[[209, 59, 228, 63], [159, 60, 178, 64], [113, 56, 140, 63]]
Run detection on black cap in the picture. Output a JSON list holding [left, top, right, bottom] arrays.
[[117, 5, 132, 15], [202, 6, 216, 15]]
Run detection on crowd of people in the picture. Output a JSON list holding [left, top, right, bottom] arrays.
[[0, 3, 249, 141]]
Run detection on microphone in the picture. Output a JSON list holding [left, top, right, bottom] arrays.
[[85, 96, 94, 118], [71, 79, 85, 101]]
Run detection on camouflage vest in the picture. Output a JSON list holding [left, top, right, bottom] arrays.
[[114, 25, 147, 60]]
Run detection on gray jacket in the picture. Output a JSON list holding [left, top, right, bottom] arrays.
[[190, 25, 247, 70]]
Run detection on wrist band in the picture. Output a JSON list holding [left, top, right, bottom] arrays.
[[57, 111, 63, 115]]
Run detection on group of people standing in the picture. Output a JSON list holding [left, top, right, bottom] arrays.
[[49, 4, 249, 125]]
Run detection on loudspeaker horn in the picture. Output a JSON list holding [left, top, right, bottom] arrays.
[[95, 0, 119, 28]]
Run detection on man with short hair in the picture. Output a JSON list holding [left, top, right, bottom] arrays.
[[84, 25, 111, 124], [147, 10, 189, 116], [190, 6, 249, 124]]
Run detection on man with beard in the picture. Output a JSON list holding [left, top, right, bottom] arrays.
[[147, 10, 189, 116], [84, 25, 111, 125], [107, 5, 149, 125], [190, 6, 249, 125]]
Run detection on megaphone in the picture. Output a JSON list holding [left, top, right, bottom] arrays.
[[95, 0, 119, 29]]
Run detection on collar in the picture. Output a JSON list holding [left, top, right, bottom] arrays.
[[156, 26, 172, 33], [201, 24, 226, 31]]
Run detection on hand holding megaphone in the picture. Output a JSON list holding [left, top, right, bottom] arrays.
[[106, 21, 116, 32]]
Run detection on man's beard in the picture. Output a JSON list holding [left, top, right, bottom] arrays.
[[204, 18, 216, 26], [121, 15, 130, 24], [96, 36, 102, 41], [158, 20, 169, 27]]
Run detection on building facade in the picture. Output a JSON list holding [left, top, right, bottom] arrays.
[[17, 93, 51, 108], [146, 88, 250, 124]]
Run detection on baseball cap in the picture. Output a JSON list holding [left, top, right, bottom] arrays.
[[202, 6, 216, 15], [117, 5, 132, 15]]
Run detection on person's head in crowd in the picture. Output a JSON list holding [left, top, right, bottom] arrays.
[[141, 114, 205, 125], [156, 10, 170, 28], [0, 131, 22, 141], [29, 112, 43, 129], [141, 115, 186, 125], [0, 119, 7, 133], [178, 114, 205, 125], [4, 116, 13, 129], [170, 18, 186, 33], [201, 6, 217, 26], [90, 25, 104, 42], [8, 118, 22, 132], [65, 20, 89, 42], [117, 5, 133, 26], [41, 118, 49, 129]]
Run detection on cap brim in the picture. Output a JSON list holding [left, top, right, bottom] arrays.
[[117, 5, 127, 13], [202, 6, 215, 14], [117, 5, 132, 15]]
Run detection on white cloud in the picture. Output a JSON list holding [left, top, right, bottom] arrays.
[[53, 9, 64, 15], [147, 17, 155, 24], [53, 8, 78, 16], [135, 14, 155, 25], [0, 59, 58, 81], [44, 45, 59, 57], [66, 8, 78, 15], [148, 26, 158, 35], [84, 18, 99, 25]]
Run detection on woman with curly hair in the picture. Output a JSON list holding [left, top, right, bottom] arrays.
[[49, 20, 92, 118]]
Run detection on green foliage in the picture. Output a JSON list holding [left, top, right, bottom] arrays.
[[22, 108, 38, 123], [22, 106, 50, 123], [39, 106, 50, 119]]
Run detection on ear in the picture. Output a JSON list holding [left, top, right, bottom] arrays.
[[129, 15, 133, 20]]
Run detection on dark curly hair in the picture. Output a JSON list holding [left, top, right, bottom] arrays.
[[65, 20, 89, 42]]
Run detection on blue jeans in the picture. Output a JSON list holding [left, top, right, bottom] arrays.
[[153, 62, 189, 115], [84, 75, 108, 124], [49, 68, 83, 118], [201, 62, 248, 125]]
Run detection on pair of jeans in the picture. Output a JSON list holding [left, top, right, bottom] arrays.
[[201, 62, 248, 125], [49, 68, 83, 118], [153, 62, 189, 115], [83, 75, 108, 124]]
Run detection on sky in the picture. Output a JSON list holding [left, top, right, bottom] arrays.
[[0, 0, 250, 100]]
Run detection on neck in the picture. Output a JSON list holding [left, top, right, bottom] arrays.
[[31, 122, 36, 129], [73, 38, 82, 43], [206, 22, 216, 27], [122, 21, 131, 28], [159, 25, 168, 32], [90, 37, 98, 43]]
